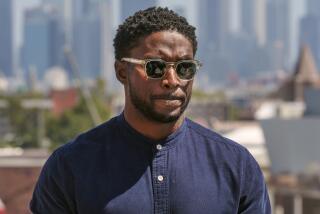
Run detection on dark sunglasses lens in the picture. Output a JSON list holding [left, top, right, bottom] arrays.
[[146, 61, 166, 78], [176, 62, 197, 80]]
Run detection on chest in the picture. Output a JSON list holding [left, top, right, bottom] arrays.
[[72, 147, 240, 214]]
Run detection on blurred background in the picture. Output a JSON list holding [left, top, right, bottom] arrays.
[[0, 0, 320, 213]]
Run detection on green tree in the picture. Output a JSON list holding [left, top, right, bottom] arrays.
[[46, 81, 111, 150], [2, 93, 44, 148]]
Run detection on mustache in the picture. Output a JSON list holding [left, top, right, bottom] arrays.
[[151, 93, 185, 101]]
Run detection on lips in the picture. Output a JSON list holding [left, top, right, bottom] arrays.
[[151, 94, 185, 101], [153, 99, 182, 109], [164, 99, 182, 105], [151, 94, 185, 108]]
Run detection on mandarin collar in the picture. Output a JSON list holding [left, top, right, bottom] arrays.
[[116, 112, 187, 149]]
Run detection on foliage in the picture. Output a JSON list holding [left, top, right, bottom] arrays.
[[0, 78, 112, 150], [0, 93, 44, 148], [46, 78, 111, 150], [227, 105, 241, 121], [46, 95, 111, 150]]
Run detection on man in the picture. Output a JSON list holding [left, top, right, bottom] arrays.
[[30, 7, 271, 213]]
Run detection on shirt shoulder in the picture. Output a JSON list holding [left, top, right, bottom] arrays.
[[58, 115, 118, 149], [185, 118, 250, 155], [50, 115, 121, 169], [184, 118, 270, 212]]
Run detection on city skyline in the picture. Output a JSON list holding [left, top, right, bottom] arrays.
[[3, 0, 319, 92]]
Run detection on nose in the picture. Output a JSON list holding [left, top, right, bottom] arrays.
[[161, 66, 180, 89]]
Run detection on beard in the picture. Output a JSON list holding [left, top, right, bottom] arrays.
[[128, 80, 191, 123]]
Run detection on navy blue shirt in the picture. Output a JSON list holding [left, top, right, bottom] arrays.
[[30, 114, 271, 213]]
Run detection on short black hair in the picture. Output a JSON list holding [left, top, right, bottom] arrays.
[[113, 7, 197, 60]]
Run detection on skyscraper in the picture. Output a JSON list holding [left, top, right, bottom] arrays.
[[41, 0, 66, 33], [298, 0, 320, 68], [120, 0, 157, 22], [71, 0, 103, 78], [307, 0, 320, 17], [101, 0, 119, 91], [289, 0, 307, 68], [72, 0, 99, 20], [198, 0, 231, 52], [21, 6, 63, 80], [73, 16, 102, 78], [241, 0, 254, 38], [266, 0, 290, 69], [0, 0, 13, 77], [42, 0, 64, 10], [195, 0, 233, 83], [255, 0, 267, 47], [70, 0, 158, 78], [240, 0, 267, 47]]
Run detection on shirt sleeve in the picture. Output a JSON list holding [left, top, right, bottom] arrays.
[[30, 149, 76, 214], [238, 150, 271, 214]]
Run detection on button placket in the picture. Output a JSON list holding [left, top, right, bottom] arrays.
[[152, 149, 169, 214]]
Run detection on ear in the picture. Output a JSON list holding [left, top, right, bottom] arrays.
[[115, 60, 128, 84]]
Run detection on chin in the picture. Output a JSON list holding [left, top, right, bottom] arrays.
[[146, 108, 184, 123], [152, 114, 181, 123]]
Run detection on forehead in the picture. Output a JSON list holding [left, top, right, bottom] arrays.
[[130, 31, 194, 59]]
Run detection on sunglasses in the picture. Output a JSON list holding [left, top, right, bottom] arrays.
[[121, 58, 202, 80]]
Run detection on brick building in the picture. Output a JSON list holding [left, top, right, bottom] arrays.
[[0, 149, 48, 214], [50, 88, 79, 116]]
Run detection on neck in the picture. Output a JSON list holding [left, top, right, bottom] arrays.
[[123, 107, 185, 141]]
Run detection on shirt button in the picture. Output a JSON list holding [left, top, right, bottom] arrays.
[[157, 175, 164, 182], [156, 144, 162, 150]]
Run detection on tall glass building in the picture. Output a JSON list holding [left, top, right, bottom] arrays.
[[71, 0, 103, 78], [21, 6, 63, 80], [0, 0, 13, 77]]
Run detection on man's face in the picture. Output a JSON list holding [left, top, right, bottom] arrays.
[[124, 31, 194, 123]]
